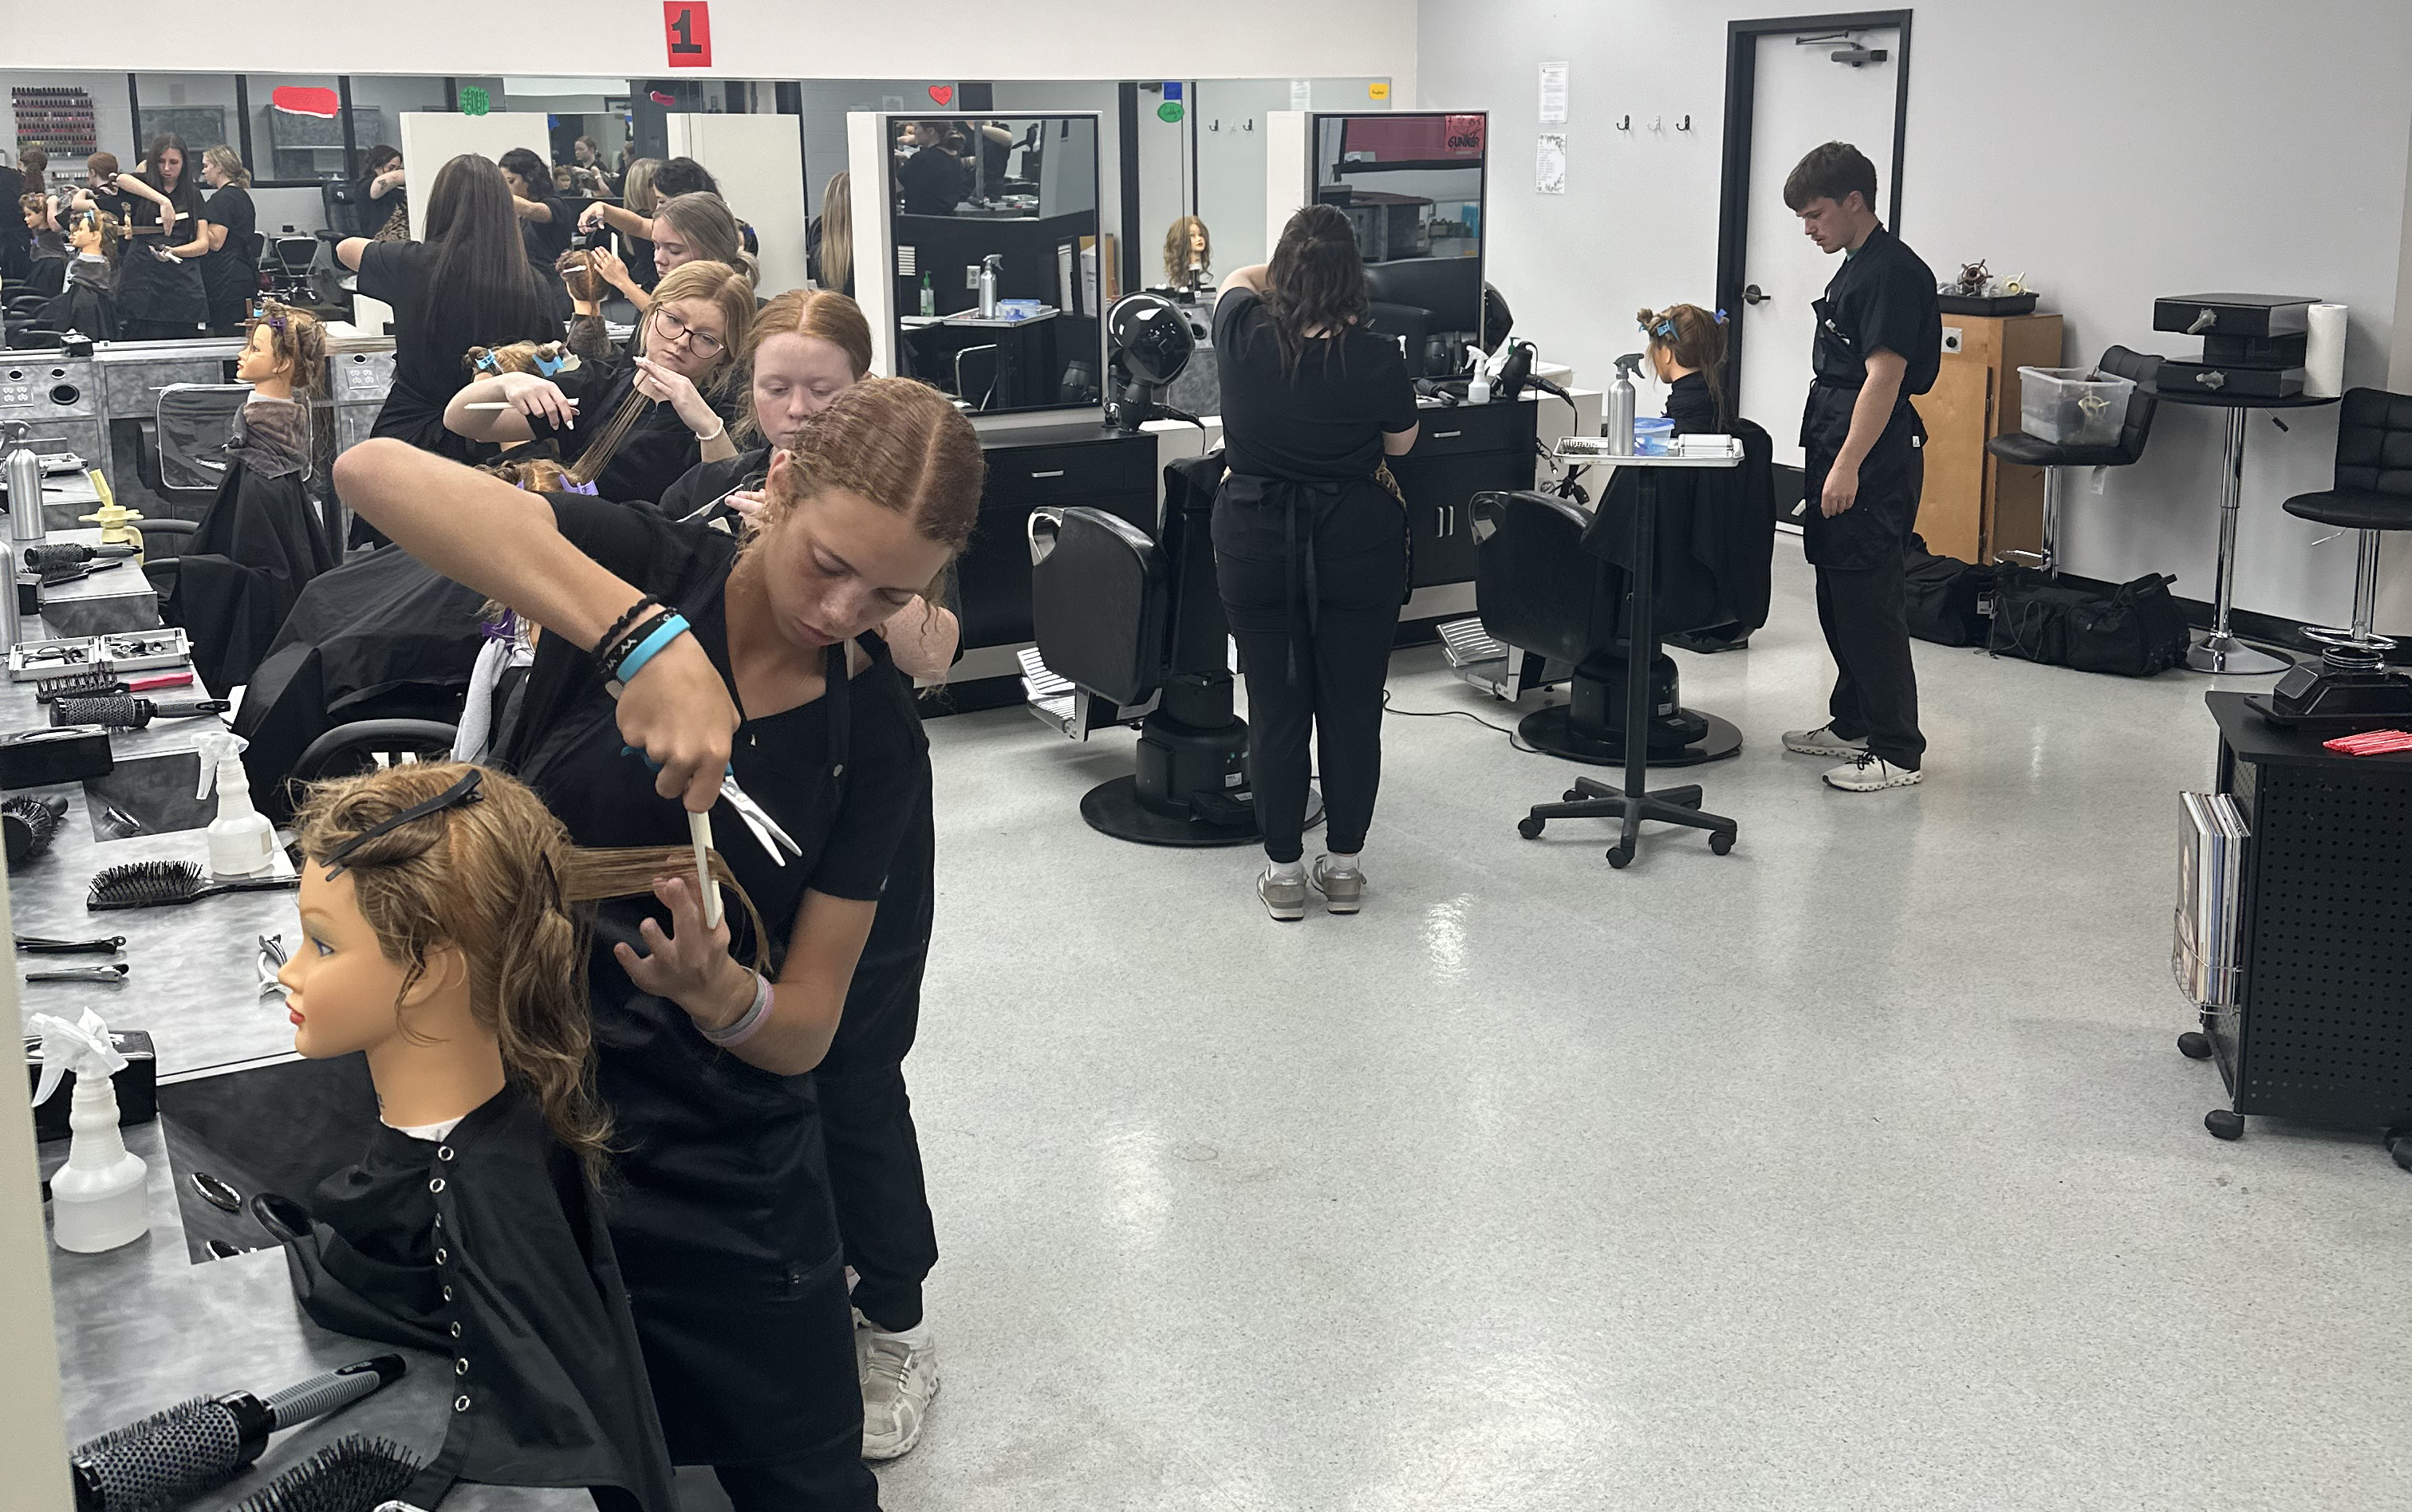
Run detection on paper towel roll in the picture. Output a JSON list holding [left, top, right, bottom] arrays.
[[2305, 302, 2347, 399]]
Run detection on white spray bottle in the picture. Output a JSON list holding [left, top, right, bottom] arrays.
[[197, 731, 278, 878], [31, 1008, 149, 1253]]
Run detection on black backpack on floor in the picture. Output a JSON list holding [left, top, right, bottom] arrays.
[[1985, 566, 2190, 677], [1902, 534, 1995, 647]]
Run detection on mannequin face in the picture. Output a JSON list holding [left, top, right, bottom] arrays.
[[1188, 226, 1205, 256], [751, 461, 952, 652], [280, 866, 463, 1061], [235, 321, 291, 387], [751, 332, 858, 449], [69, 218, 102, 256]]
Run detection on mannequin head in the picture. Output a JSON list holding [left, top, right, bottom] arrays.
[[19, 192, 45, 235], [237, 299, 327, 400], [465, 339, 580, 379], [286, 763, 768, 1174], [1161, 215, 1211, 284], [68, 207, 122, 261]]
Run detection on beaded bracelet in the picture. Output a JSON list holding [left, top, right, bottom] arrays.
[[590, 594, 664, 672], [607, 613, 692, 693], [597, 606, 677, 682], [702, 971, 774, 1047]]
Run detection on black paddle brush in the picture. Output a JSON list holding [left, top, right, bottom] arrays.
[[227, 1436, 424, 1512], [88, 860, 298, 911]]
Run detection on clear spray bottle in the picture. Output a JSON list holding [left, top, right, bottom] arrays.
[[30, 1008, 149, 1253]]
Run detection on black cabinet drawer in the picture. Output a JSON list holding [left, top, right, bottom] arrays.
[[981, 435, 1158, 506], [1405, 400, 1535, 459]]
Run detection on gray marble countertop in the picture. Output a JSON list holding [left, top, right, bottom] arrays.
[[45, 1122, 581, 1510]]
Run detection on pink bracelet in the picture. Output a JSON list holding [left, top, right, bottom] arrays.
[[702, 971, 774, 1047]]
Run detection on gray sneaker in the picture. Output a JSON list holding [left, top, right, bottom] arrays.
[[1258, 867, 1309, 921], [1783, 722, 1870, 758], [1310, 858, 1363, 914]]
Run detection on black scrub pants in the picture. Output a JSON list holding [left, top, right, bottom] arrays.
[[1214, 478, 1408, 864], [1801, 390, 1926, 770]]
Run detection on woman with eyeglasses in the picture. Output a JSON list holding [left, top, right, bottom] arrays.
[[444, 259, 750, 506]]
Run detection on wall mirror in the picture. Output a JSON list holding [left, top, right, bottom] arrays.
[[1310, 108, 1488, 376], [884, 111, 1102, 415]]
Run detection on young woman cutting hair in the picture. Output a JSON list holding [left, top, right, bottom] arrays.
[[576, 191, 749, 316], [446, 258, 751, 506], [1212, 203, 1419, 921], [334, 375, 986, 1510], [195, 145, 261, 334], [335, 154, 558, 463], [108, 135, 210, 340]]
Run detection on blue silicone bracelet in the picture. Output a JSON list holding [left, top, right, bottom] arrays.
[[610, 613, 691, 688]]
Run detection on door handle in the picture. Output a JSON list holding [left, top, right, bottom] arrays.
[[1029, 468, 1066, 479], [1742, 284, 1771, 306]]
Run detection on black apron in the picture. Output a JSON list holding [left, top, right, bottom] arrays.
[[114, 232, 208, 329], [1798, 292, 1926, 573], [506, 550, 872, 1470], [269, 1085, 682, 1512], [1212, 470, 1408, 680]]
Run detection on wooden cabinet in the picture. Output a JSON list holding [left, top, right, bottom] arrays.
[[1910, 312, 2062, 564]]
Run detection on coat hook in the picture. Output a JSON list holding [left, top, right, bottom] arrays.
[[1676, 114, 1692, 132], [1615, 113, 1631, 132]]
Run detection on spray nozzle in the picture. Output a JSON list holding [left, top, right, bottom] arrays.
[[1614, 352, 1646, 381], [195, 731, 249, 799], [30, 1006, 128, 1107]]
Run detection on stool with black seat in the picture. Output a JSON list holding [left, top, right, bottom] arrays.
[[1026, 450, 1313, 846], [2256, 387, 2412, 726], [1983, 345, 2164, 573], [1479, 444, 1744, 868]]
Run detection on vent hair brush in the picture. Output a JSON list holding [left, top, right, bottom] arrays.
[[68, 1357, 407, 1512], [88, 860, 298, 911], [4, 793, 69, 863], [49, 696, 231, 730], [37, 671, 194, 704]]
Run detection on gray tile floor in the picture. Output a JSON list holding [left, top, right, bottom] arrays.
[[869, 544, 2411, 1511]]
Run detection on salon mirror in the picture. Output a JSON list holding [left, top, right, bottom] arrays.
[[1310, 108, 1489, 376], [885, 112, 1103, 414]]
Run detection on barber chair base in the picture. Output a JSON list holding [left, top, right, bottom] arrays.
[[1517, 706, 1744, 770], [1080, 776, 1324, 848], [1516, 776, 1737, 869]]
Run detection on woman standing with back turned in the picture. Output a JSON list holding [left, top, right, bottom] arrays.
[[1211, 204, 1419, 922]]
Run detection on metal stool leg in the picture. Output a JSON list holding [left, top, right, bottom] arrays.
[[2303, 528, 2398, 667], [2186, 407, 2292, 675], [1996, 467, 2062, 574]]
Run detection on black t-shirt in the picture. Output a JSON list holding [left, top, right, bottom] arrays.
[[123, 180, 200, 239], [524, 359, 736, 507], [201, 184, 259, 266], [521, 196, 573, 270], [359, 240, 559, 452], [897, 148, 965, 217], [1212, 286, 1418, 480], [1665, 371, 1724, 435], [1813, 223, 1941, 400]]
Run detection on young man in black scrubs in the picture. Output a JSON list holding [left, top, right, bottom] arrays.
[[1776, 141, 1941, 792]]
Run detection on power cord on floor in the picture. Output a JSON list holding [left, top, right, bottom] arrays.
[[1380, 689, 1547, 754]]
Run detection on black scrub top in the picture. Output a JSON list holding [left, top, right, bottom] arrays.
[[355, 174, 406, 236], [520, 195, 573, 270], [522, 358, 735, 506], [1212, 286, 1418, 480], [897, 147, 966, 216], [113, 183, 207, 329], [271, 1084, 680, 1512], [358, 239, 558, 460], [1799, 222, 1942, 568], [497, 495, 928, 1466], [198, 184, 259, 327]]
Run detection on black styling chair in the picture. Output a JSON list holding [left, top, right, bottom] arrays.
[[1984, 345, 2164, 573], [1476, 481, 1741, 868], [1023, 451, 1310, 846], [2259, 388, 2412, 724], [1365, 259, 1509, 379], [292, 719, 460, 785]]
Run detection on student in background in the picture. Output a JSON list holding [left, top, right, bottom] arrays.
[[1775, 141, 1941, 793], [807, 171, 853, 298], [357, 144, 408, 240], [108, 136, 210, 341], [197, 145, 262, 334]]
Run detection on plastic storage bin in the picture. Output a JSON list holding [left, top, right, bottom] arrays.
[[2020, 366, 2135, 447]]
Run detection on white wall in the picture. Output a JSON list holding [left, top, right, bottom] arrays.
[[24, 4, 1417, 103], [397, 112, 553, 240], [1417, 0, 2412, 633], [668, 111, 810, 295]]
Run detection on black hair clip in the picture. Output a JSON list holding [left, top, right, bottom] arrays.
[[319, 768, 485, 877]]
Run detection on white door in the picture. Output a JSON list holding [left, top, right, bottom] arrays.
[[1736, 28, 1901, 469]]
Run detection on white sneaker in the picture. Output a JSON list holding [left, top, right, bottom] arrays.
[[1823, 753, 1923, 791], [1783, 723, 1869, 758], [859, 1323, 940, 1461]]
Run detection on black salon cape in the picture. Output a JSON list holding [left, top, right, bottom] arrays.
[[163, 404, 339, 694], [231, 545, 487, 821], [37, 258, 116, 341], [1580, 435, 1779, 640], [496, 495, 927, 1471], [656, 443, 770, 522], [271, 1084, 679, 1512], [523, 358, 732, 507], [1799, 223, 1941, 571]]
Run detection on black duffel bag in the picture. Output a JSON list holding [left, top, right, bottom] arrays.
[[1986, 566, 2190, 676], [1902, 534, 1995, 647]]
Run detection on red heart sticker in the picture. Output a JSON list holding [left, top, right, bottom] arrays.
[[928, 85, 954, 106]]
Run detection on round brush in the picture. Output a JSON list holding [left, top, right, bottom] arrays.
[[4, 793, 69, 863], [87, 860, 298, 911], [25, 541, 136, 573], [49, 696, 231, 730], [68, 1357, 407, 1512]]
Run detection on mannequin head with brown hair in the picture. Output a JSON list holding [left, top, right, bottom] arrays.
[[237, 299, 328, 402], [1161, 215, 1211, 286], [284, 763, 767, 1179]]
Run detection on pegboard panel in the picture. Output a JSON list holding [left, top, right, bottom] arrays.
[[2238, 764, 2412, 1124]]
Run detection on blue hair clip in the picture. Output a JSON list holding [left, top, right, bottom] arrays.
[[534, 350, 572, 377], [1713, 308, 1729, 325], [1653, 319, 1677, 339]]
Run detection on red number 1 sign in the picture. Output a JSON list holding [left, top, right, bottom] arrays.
[[664, 2, 711, 68]]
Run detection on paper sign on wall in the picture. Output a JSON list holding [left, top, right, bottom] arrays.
[[1537, 133, 1567, 195], [1539, 61, 1568, 124], [664, 2, 711, 69]]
